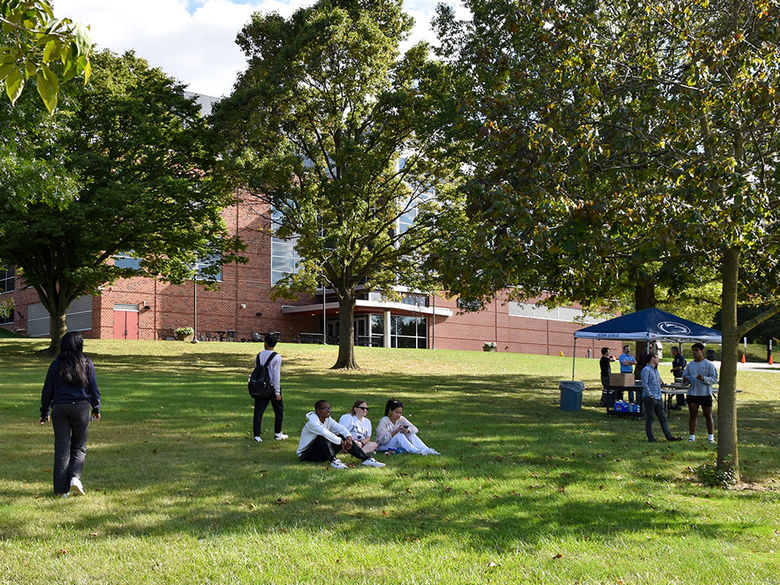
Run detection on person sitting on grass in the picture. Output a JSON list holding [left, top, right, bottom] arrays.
[[641, 353, 682, 443], [296, 400, 385, 469], [375, 399, 439, 455], [338, 400, 378, 455]]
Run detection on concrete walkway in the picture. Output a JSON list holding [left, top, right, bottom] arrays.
[[712, 360, 780, 372]]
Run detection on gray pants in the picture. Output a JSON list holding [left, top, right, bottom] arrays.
[[643, 396, 673, 441], [51, 401, 91, 494]]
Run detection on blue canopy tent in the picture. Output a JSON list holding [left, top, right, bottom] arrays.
[[571, 308, 722, 379]]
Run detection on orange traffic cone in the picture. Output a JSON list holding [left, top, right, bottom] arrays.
[[741, 353, 746, 363], [770, 354, 774, 365]]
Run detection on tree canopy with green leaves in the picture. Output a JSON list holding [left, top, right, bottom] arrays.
[[432, 0, 780, 478], [0, 50, 243, 353], [1, 0, 91, 113], [213, 0, 458, 369]]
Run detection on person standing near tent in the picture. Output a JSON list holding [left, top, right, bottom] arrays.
[[683, 343, 718, 443], [599, 347, 615, 406], [619, 345, 637, 402], [641, 353, 682, 442], [670, 346, 687, 410]]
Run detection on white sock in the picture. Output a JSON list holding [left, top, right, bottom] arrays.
[[708, 434, 714, 441], [689, 434, 696, 441]]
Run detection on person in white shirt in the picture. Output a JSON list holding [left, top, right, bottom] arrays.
[[375, 399, 439, 455], [338, 400, 378, 455], [252, 333, 287, 442], [682, 343, 719, 443], [297, 400, 385, 469]]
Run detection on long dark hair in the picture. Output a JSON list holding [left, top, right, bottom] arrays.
[[58, 332, 89, 388], [384, 398, 403, 417]]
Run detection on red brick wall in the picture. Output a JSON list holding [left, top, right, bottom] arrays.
[[430, 293, 621, 358], [2, 194, 620, 357]]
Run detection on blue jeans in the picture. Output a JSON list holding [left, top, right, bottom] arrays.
[[51, 401, 91, 494], [643, 396, 673, 441]]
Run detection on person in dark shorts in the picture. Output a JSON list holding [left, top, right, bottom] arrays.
[[682, 343, 719, 443]]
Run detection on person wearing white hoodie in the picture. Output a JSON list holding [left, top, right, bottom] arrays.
[[296, 400, 385, 469]]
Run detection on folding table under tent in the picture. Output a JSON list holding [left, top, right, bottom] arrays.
[[571, 307, 722, 379]]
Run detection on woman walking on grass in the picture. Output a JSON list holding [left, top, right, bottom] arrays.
[[40, 332, 101, 497]]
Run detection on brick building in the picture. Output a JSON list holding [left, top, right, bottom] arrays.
[[1, 190, 610, 357], [0, 94, 611, 357]]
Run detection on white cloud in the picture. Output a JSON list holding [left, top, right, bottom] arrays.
[[56, 0, 453, 97]]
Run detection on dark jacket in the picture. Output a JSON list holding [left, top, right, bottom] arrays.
[[40, 358, 101, 419], [671, 353, 687, 377]]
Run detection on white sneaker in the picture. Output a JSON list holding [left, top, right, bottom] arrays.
[[274, 433, 288, 440], [422, 448, 440, 456], [688, 436, 696, 442], [330, 459, 348, 470], [708, 437, 716, 444], [70, 477, 85, 496], [254, 436, 262, 442], [362, 458, 385, 468]]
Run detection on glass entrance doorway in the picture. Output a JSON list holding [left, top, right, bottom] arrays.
[[327, 313, 427, 348]]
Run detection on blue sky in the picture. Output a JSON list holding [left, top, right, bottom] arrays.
[[56, 0, 464, 97]]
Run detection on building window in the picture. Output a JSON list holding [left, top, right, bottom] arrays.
[[507, 301, 602, 324], [391, 315, 427, 349], [399, 293, 429, 308], [113, 252, 142, 271], [0, 266, 15, 293], [457, 297, 482, 312], [194, 254, 223, 282], [398, 192, 433, 235], [270, 207, 300, 285]]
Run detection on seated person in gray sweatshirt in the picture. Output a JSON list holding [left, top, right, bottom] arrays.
[[296, 400, 385, 469]]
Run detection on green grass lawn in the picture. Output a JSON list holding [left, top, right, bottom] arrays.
[[0, 338, 777, 585]]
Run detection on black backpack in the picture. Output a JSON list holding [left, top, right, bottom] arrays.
[[248, 351, 278, 399]]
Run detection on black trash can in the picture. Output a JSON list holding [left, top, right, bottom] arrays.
[[559, 381, 585, 411]]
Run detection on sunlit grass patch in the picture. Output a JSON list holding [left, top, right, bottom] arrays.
[[0, 337, 777, 584]]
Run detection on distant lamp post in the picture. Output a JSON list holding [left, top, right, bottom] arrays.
[[322, 279, 327, 345], [192, 264, 199, 344]]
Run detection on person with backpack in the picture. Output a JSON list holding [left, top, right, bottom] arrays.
[[249, 333, 286, 442]]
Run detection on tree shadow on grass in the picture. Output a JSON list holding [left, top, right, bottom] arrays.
[[1, 346, 777, 550]]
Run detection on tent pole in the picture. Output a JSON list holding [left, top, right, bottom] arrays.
[[572, 338, 577, 380]]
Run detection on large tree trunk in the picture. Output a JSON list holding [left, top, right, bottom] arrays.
[[633, 280, 656, 312], [47, 309, 67, 355], [332, 292, 358, 369], [633, 280, 656, 377], [35, 283, 72, 355], [717, 246, 740, 479]]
